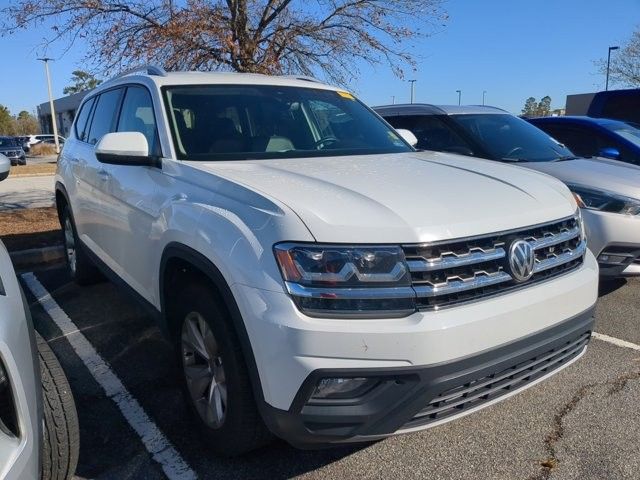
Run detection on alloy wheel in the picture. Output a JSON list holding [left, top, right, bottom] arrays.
[[63, 216, 77, 275], [181, 312, 227, 429]]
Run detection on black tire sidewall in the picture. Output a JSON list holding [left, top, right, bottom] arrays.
[[174, 284, 267, 455]]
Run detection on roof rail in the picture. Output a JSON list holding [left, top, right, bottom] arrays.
[[279, 74, 323, 84], [111, 64, 168, 81]]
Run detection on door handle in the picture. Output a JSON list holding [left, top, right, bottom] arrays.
[[97, 169, 111, 181]]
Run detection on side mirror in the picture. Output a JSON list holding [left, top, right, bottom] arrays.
[[598, 147, 620, 160], [395, 128, 418, 147], [0, 154, 9, 182], [95, 132, 156, 166]]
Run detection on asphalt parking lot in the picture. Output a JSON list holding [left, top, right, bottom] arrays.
[[21, 265, 640, 480]]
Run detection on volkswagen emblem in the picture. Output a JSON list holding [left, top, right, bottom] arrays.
[[508, 240, 535, 282]]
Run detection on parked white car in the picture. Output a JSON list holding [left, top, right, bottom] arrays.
[[376, 104, 640, 277], [0, 156, 79, 480], [55, 66, 598, 455], [25, 135, 66, 147]]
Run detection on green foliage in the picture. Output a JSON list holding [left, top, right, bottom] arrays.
[[0, 105, 16, 136], [0, 105, 40, 135], [521, 96, 552, 118], [521, 97, 538, 117], [536, 96, 552, 117], [63, 70, 102, 95]]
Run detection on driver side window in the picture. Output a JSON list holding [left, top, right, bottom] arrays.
[[117, 86, 159, 155]]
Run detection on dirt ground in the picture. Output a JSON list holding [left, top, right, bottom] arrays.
[[0, 206, 61, 251], [10, 163, 57, 177]]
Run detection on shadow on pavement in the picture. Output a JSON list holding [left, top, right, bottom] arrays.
[[599, 277, 627, 297]]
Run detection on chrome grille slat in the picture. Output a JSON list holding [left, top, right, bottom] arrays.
[[529, 227, 580, 250], [414, 271, 512, 298], [404, 215, 585, 310], [407, 247, 506, 272], [534, 240, 587, 274]]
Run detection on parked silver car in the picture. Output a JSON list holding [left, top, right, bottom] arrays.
[[376, 104, 640, 277], [0, 155, 79, 479]]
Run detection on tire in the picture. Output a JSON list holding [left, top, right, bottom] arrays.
[[174, 283, 272, 456], [37, 333, 80, 480], [60, 205, 103, 285]]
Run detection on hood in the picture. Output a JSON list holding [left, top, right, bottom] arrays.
[[190, 151, 576, 243], [522, 158, 640, 200]]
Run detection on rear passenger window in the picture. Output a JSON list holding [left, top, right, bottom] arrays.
[[87, 88, 124, 145], [117, 86, 159, 154], [74, 97, 96, 142]]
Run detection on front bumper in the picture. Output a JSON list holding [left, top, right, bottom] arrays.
[[583, 209, 640, 277], [234, 251, 598, 446], [261, 306, 594, 447]]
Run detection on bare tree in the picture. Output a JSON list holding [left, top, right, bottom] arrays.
[[2, 0, 446, 84], [596, 29, 640, 88]]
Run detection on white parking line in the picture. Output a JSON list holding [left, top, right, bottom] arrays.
[[593, 332, 640, 352], [22, 272, 197, 480]]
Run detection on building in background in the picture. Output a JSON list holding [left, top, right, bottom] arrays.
[[37, 90, 90, 137], [565, 88, 640, 124], [565, 92, 596, 116]]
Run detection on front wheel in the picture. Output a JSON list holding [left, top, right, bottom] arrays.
[[175, 284, 272, 456]]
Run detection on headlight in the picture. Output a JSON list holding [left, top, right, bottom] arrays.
[[274, 243, 416, 318], [569, 185, 640, 216]]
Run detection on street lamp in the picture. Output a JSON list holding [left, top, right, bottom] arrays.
[[606, 46, 620, 91], [456, 90, 462, 106], [482, 90, 487, 106], [408, 80, 417, 104], [37, 57, 61, 154], [391, 95, 396, 105]]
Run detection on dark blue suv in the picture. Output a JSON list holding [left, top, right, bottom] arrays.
[[528, 116, 640, 167]]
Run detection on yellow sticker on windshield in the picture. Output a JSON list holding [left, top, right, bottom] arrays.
[[337, 91, 355, 100]]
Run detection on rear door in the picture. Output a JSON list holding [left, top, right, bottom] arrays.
[[73, 87, 125, 263]]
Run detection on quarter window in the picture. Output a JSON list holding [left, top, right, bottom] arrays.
[[73, 97, 96, 142]]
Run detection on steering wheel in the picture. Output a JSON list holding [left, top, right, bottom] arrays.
[[314, 136, 340, 149], [504, 146, 525, 159]]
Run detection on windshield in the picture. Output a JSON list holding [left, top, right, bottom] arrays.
[[0, 137, 17, 148], [163, 85, 411, 161], [605, 122, 640, 148], [450, 114, 574, 162]]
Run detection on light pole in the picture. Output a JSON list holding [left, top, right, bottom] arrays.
[[37, 57, 60, 154], [605, 46, 619, 91], [408, 80, 417, 104], [391, 95, 396, 105], [482, 90, 487, 106], [456, 90, 462, 106]]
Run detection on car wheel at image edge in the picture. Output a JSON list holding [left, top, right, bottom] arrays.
[[60, 205, 103, 285], [37, 333, 80, 480], [174, 283, 272, 456]]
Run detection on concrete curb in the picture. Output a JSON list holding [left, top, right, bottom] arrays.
[[10, 245, 65, 269]]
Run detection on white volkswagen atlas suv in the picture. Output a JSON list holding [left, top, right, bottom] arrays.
[[55, 66, 598, 455]]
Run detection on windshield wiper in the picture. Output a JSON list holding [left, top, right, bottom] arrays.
[[500, 157, 526, 163]]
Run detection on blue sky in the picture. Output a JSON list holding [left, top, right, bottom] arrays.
[[1, 0, 638, 115]]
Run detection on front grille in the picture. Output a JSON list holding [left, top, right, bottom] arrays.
[[403, 330, 590, 430], [403, 215, 585, 310]]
